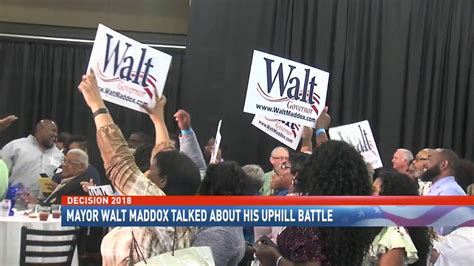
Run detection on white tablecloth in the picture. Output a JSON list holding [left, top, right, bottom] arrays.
[[0, 211, 78, 266]]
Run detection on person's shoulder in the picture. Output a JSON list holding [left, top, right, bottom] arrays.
[[1, 137, 31, 154], [439, 186, 466, 196], [436, 179, 466, 195], [264, 170, 274, 176], [86, 164, 100, 174], [378, 226, 416, 250], [84, 165, 101, 183], [47, 146, 63, 155], [384, 226, 408, 236], [3, 136, 30, 146]]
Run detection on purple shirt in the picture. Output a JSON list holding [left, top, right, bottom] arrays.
[[428, 176, 466, 196], [428, 176, 466, 236]]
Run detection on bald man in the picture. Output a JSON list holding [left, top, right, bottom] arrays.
[[419, 148, 465, 236], [1, 119, 63, 198], [420, 149, 465, 196]]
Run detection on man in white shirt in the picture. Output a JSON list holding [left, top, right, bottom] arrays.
[[431, 227, 474, 266], [1, 119, 63, 198]]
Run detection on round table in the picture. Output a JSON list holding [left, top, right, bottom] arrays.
[[0, 211, 78, 265]]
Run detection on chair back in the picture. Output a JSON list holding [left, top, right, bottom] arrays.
[[19, 226, 79, 266]]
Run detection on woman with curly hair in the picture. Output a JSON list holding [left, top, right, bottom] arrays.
[[369, 170, 432, 266], [193, 161, 260, 266], [255, 140, 377, 266]]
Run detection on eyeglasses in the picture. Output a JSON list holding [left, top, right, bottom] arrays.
[[63, 160, 82, 166], [271, 156, 289, 161], [414, 157, 430, 162]]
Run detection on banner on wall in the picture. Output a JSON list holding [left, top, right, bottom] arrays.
[[329, 120, 383, 169], [252, 115, 303, 150], [243, 50, 329, 127], [87, 24, 172, 113]]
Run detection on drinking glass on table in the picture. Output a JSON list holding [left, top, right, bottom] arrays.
[[51, 204, 61, 218], [37, 206, 51, 221]]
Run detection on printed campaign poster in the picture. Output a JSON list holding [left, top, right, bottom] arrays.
[[87, 24, 172, 113], [243, 50, 329, 127], [210, 120, 222, 164], [252, 115, 303, 150], [87, 185, 114, 196], [329, 120, 383, 169]]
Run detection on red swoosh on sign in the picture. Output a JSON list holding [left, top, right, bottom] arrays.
[[95, 63, 121, 82], [256, 83, 289, 102]]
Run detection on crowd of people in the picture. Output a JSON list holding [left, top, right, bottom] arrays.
[[0, 70, 472, 265]]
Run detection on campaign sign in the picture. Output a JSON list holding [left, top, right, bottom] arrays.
[[210, 120, 222, 164], [87, 24, 172, 113], [252, 115, 303, 150], [329, 120, 383, 169], [243, 50, 329, 127], [87, 185, 114, 196]]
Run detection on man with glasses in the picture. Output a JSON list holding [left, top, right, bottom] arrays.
[[52, 135, 101, 186], [410, 148, 434, 195], [260, 147, 290, 195], [21, 149, 94, 204]]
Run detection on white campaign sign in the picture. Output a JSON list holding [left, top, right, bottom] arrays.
[[243, 50, 329, 127], [87, 24, 172, 113], [87, 185, 114, 196], [210, 120, 222, 164], [252, 115, 303, 150], [329, 120, 383, 169]]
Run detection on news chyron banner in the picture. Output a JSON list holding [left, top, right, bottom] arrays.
[[61, 196, 474, 227], [252, 115, 303, 150], [87, 24, 172, 113], [329, 120, 383, 169], [243, 50, 329, 128]]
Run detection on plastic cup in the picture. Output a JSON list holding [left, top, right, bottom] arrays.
[[37, 206, 51, 221], [51, 204, 61, 218], [0, 199, 11, 217]]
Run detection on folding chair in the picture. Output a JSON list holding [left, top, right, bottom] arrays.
[[19, 226, 79, 266]]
